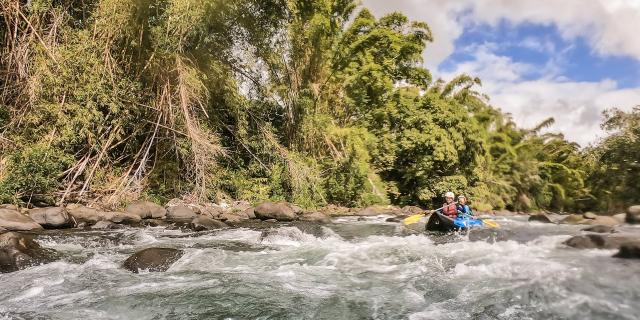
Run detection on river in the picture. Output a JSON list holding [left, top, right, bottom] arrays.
[[1, 215, 639, 319]]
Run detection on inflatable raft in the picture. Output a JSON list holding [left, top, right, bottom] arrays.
[[425, 212, 484, 232]]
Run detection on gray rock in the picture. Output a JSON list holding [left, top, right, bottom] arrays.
[[298, 212, 331, 224], [613, 241, 640, 259], [564, 234, 639, 249], [0, 232, 59, 273], [243, 208, 256, 219], [626, 205, 640, 224], [0, 209, 43, 231], [67, 205, 110, 224], [28, 207, 73, 229], [190, 216, 228, 231], [219, 213, 246, 223], [583, 212, 598, 219], [581, 225, 615, 233], [166, 205, 197, 221], [108, 211, 142, 224], [122, 248, 184, 273], [91, 220, 124, 230], [528, 214, 553, 223], [254, 202, 296, 221], [125, 201, 166, 219]]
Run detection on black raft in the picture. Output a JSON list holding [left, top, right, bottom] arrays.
[[425, 212, 458, 232]]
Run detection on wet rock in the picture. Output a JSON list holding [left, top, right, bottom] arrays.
[[189, 216, 228, 231], [125, 201, 166, 219], [559, 214, 586, 225], [583, 212, 598, 219], [613, 213, 627, 224], [583, 216, 619, 227], [108, 211, 142, 224], [581, 225, 615, 233], [67, 205, 109, 224], [264, 219, 278, 223], [0, 209, 43, 231], [0, 232, 59, 273], [254, 202, 296, 221], [298, 212, 331, 224], [140, 219, 169, 227], [385, 217, 402, 223], [626, 205, 640, 224], [400, 206, 424, 215], [528, 214, 553, 223], [28, 207, 74, 229], [122, 248, 184, 273], [564, 234, 639, 249], [357, 217, 367, 221], [91, 221, 124, 230], [166, 205, 197, 221], [613, 241, 640, 259], [219, 213, 246, 224]]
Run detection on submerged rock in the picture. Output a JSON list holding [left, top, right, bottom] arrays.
[[564, 234, 638, 249], [0, 209, 43, 231], [626, 205, 640, 224], [613, 242, 640, 259], [28, 207, 74, 229], [125, 201, 166, 219], [122, 248, 184, 273], [189, 216, 228, 231], [528, 214, 553, 223], [254, 202, 296, 221], [0, 232, 59, 273], [581, 225, 615, 233], [298, 212, 331, 224]]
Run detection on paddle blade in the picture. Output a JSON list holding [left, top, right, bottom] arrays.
[[403, 214, 424, 225], [482, 219, 500, 228]]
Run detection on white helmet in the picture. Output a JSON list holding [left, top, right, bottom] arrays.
[[445, 191, 455, 198]]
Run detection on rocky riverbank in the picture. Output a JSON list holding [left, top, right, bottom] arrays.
[[2, 201, 640, 274]]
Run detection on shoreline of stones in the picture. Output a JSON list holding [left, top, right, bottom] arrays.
[[529, 206, 640, 260]]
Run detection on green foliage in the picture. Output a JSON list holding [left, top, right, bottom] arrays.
[[0, 0, 627, 212], [0, 144, 72, 203]]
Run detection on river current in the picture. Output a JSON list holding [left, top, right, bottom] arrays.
[[1, 216, 639, 319]]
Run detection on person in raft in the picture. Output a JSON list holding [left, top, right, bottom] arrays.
[[434, 191, 458, 218], [457, 195, 475, 218]]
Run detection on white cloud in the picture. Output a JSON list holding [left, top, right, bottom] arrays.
[[361, 0, 640, 145], [436, 47, 640, 146]]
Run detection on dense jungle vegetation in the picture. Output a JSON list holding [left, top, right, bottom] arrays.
[[0, 0, 638, 212]]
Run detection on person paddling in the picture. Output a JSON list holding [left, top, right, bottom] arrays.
[[435, 192, 458, 218], [457, 195, 475, 218]]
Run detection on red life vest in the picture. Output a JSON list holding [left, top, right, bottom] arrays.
[[441, 203, 458, 218]]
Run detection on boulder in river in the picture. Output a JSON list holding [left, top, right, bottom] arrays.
[[528, 214, 553, 223], [254, 202, 296, 221], [67, 205, 109, 224], [298, 212, 331, 224], [559, 214, 586, 225], [125, 201, 167, 219], [626, 205, 640, 224], [583, 215, 619, 227], [613, 241, 640, 259], [28, 207, 74, 229], [583, 212, 598, 219], [166, 205, 197, 221], [122, 248, 184, 273], [564, 234, 638, 249], [108, 211, 142, 224], [0, 232, 59, 273], [218, 213, 246, 224], [189, 216, 228, 231], [91, 221, 125, 230], [0, 209, 43, 231], [581, 225, 615, 233]]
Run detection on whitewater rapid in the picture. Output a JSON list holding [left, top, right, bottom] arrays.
[[1, 216, 639, 319]]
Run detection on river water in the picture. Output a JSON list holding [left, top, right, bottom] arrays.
[[1, 215, 639, 319]]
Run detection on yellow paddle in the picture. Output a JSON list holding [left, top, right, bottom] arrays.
[[481, 219, 500, 228], [403, 203, 457, 225]]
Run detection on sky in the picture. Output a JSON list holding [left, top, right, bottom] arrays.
[[362, 0, 640, 146]]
